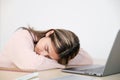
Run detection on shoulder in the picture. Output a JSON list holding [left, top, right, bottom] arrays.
[[3, 28, 34, 50], [2, 28, 35, 56], [15, 28, 36, 42], [9, 28, 33, 42], [14, 28, 30, 36]]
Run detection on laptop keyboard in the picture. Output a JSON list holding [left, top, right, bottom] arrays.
[[78, 66, 105, 76]]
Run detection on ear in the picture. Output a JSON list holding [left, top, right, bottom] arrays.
[[45, 30, 54, 37]]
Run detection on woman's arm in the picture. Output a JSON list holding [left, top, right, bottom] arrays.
[[1, 29, 64, 71]]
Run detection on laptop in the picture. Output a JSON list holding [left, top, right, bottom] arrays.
[[62, 30, 120, 77]]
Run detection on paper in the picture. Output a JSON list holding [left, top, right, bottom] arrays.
[[16, 72, 39, 80]]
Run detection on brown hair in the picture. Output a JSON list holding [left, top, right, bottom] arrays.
[[21, 27, 80, 65]]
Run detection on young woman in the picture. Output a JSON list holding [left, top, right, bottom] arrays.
[[0, 27, 93, 71]]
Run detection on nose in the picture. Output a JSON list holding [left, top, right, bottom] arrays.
[[40, 51, 49, 57]]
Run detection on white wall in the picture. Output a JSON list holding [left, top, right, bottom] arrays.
[[0, 0, 120, 59]]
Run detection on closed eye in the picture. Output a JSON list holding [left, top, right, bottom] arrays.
[[46, 55, 52, 59]]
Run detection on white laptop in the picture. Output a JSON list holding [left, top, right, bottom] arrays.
[[62, 30, 120, 77]]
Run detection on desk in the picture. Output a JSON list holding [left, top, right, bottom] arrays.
[[0, 59, 120, 80]]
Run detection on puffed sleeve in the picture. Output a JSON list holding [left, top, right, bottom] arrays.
[[2, 29, 64, 71]]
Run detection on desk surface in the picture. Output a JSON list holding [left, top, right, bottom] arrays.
[[0, 59, 120, 80], [0, 69, 120, 80]]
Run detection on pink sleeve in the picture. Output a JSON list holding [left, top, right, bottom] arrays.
[[2, 29, 64, 71], [68, 48, 93, 66]]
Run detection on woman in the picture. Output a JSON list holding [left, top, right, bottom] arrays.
[[0, 27, 93, 71]]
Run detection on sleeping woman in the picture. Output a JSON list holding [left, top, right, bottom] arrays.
[[0, 27, 93, 71]]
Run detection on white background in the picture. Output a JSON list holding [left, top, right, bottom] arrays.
[[0, 0, 120, 59]]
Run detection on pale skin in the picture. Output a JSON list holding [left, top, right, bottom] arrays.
[[34, 30, 59, 61]]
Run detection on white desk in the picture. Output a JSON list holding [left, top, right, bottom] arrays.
[[0, 69, 120, 80], [0, 59, 120, 80]]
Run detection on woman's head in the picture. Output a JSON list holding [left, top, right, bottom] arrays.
[[25, 27, 80, 65], [50, 29, 80, 65]]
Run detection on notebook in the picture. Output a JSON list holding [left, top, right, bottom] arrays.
[[62, 30, 120, 77]]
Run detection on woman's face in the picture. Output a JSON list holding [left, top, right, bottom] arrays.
[[34, 37, 59, 60]]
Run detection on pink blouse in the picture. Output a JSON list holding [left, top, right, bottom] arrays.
[[0, 29, 93, 71]]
